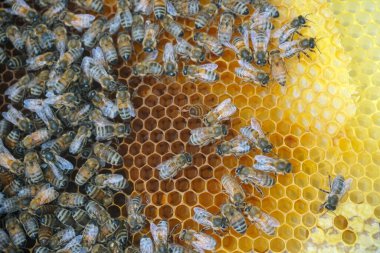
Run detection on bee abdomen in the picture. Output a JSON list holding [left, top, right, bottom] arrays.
[[154, 1, 166, 20], [231, 217, 247, 234]]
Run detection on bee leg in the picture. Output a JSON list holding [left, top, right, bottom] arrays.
[[318, 202, 326, 212], [328, 175, 332, 190], [319, 188, 330, 194], [169, 223, 181, 238], [214, 229, 223, 237], [254, 185, 264, 197], [302, 51, 311, 59]]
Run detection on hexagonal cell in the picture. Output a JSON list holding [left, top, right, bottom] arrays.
[[270, 238, 284, 252], [342, 230, 357, 245], [183, 191, 197, 206], [175, 205, 190, 220], [159, 205, 173, 219], [175, 178, 190, 192], [191, 178, 206, 193], [152, 105, 166, 118], [222, 236, 237, 251], [168, 192, 181, 206]]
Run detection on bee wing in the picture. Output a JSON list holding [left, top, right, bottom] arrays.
[[239, 25, 250, 48], [150, 221, 168, 244], [250, 117, 265, 136], [103, 174, 124, 184], [238, 59, 257, 72], [69, 134, 87, 154], [273, 24, 288, 38], [41, 139, 55, 150], [55, 154, 74, 171], [262, 212, 280, 227], [103, 100, 118, 119], [254, 155, 275, 164], [193, 233, 216, 251], [199, 63, 218, 71], [91, 47, 107, 67], [163, 42, 176, 63], [213, 98, 232, 113], [337, 178, 353, 200], [5, 82, 26, 97], [166, 1, 178, 16], [263, 28, 271, 51], [71, 14, 96, 30], [105, 13, 121, 35], [279, 40, 299, 50], [144, 49, 159, 62], [140, 236, 154, 253], [23, 99, 44, 112], [135, 0, 153, 15], [230, 135, 252, 151], [81, 57, 94, 77], [193, 207, 214, 227], [223, 42, 239, 54], [192, 246, 205, 253]]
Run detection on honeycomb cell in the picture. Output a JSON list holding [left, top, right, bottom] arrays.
[[168, 192, 181, 206], [175, 205, 190, 220], [270, 238, 285, 252], [342, 230, 357, 245], [222, 236, 237, 251], [183, 191, 197, 206]]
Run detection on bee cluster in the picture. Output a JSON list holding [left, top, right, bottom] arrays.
[[0, 0, 329, 252]]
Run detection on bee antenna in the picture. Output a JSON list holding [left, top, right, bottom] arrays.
[[170, 223, 181, 237], [304, 13, 314, 22]]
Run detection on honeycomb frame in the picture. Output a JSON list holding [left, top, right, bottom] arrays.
[[0, 0, 379, 252]]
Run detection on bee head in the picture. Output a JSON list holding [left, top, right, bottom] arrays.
[[309, 38, 316, 48], [27, 10, 39, 23], [183, 153, 192, 164], [81, 147, 92, 159], [182, 66, 189, 75], [42, 149, 54, 161], [179, 230, 187, 240], [193, 32, 201, 41], [216, 144, 226, 156], [255, 52, 267, 66], [144, 45, 154, 53], [258, 138, 272, 153], [199, 51, 206, 62], [235, 165, 244, 175], [277, 160, 292, 174], [241, 49, 253, 62], [257, 72, 269, 86], [273, 11, 280, 18], [20, 120, 33, 132], [326, 195, 338, 211], [298, 15, 306, 25], [221, 124, 228, 136], [88, 90, 97, 99]]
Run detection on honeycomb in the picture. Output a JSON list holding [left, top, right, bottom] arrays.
[[0, 0, 379, 252]]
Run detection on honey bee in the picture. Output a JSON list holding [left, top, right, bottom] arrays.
[[0, 196, 30, 215], [58, 235, 84, 252], [26, 51, 57, 71], [41, 0, 67, 25], [189, 124, 228, 146], [153, 0, 166, 20], [95, 174, 129, 191], [116, 85, 135, 120], [87, 90, 118, 119], [133, 52, 163, 77], [29, 186, 59, 210], [6, 25, 24, 51], [179, 229, 216, 252], [94, 142, 123, 166], [235, 165, 275, 196], [93, 117, 131, 141], [22, 128, 52, 150], [0, 8, 12, 24], [6, 0, 39, 23], [81, 57, 117, 92], [72, 208, 91, 228], [54, 47, 84, 74], [193, 206, 229, 232], [59, 11, 96, 32], [175, 38, 205, 63], [194, 32, 224, 56], [235, 59, 270, 86], [19, 211, 39, 239], [40, 214, 64, 229], [169, 243, 198, 253], [183, 104, 209, 119], [224, 37, 254, 62], [161, 14, 184, 39], [167, 0, 200, 17], [5, 215, 27, 248], [253, 0, 279, 18], [248, 10, 274, 31], [117, 0, 133, 29], [126, 196, 146, 233], [0, 228, 12, 250], [143, 21, 160, 53], [85, 200, 111, 225], [0, 27, 7, 44], [84, 183, 113, 207], [40, 148, 74, 179], [29, 70, 49, 97], [99, 33, 118, 65], [98, 219, 120, 242], [23, 152, 43, 184], [273, 15, 308, 44], [44, 93, 81, 109], [54, 207, 77, 228], [38, 225, 53, 246], [117, 32, 132, 62], [48, 227, 76, 250], [319, 175, 353, 211], [134, 0, 154, 15], [157, 153, 192, 180], [3, 178, 23, 197], [132, 14, 145, 43], [33, 24, 55, 51], [0, 139, 25, 175], [50, 131, 76, 154], [140, 235, 154, 253], [0, 120, 11, 139], [82, 17, 107, 48], [216, 135, 253, 157], [82, 221, 99, 250], [150, 220, 169, 253], [58, 192, 88, 208], [269, 50, 287, 86], [253, 155, 292, 175], [7, 55, 27, 70], [220, 203, 247, 234], [183, 63, 219, 82], [244, 203, 280, 236], [221, 174, 246, 207], [218, 11, 234, 44], [241, 118, 271, 151], [280, 38, 318, 59], [220, 0, 249, 16], [250, 28, 270, 66], [0, 47, 7, 63], [69, 124, 92, 155], [114, 220, 129, 248], [72, 0, 104, 13], [202, 98, 237, 126], [195, 3, 219, 29], [162, 42, 178, 76], [4, 129, 21, 150], [43, 166, 68, 190], [24, 28, 42, 57]]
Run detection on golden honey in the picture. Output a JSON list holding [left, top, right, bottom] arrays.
[[0, 0, 379, 252]]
